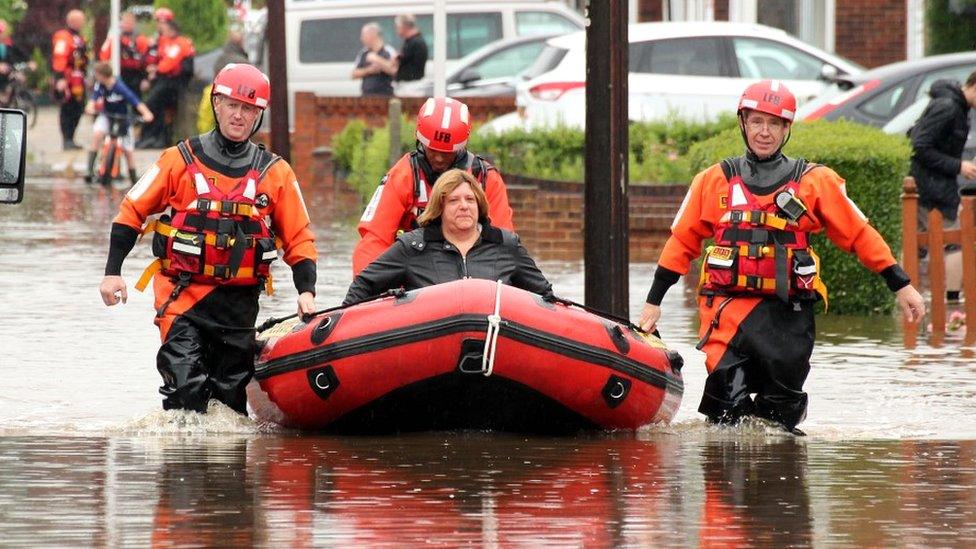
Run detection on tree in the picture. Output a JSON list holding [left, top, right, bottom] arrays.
[[926, 0, 976, 55], [0, 0, 26, 26], [155, 0, 227, 53]]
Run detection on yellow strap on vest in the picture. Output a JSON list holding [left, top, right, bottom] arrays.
[[737, 244, 776, 258], [199, 200, 258, 217], [135, 258, 162, 292], [265, 274, 274, 296], [735, 275, 777, 292], [152, 220, 267, 249], [761, 212, 789, 230]]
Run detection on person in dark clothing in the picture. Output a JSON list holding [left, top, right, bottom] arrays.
[[0, 19, 32, 97], [344, 169, 552, 305], [351, 22, 396, 97], [394, 15, 428, 83], [909, 72, 976, 300]]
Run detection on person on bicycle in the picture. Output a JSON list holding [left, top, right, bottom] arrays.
[[0, 19, 33, 104], [84, 61, 154, 185], [98, 11, 149, 100], [98, 63, 318, 415]]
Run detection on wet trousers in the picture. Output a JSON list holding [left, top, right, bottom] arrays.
[[59, 96, 84, 143], [140, 76, 182, 147], [696, 296, 815, 430], [154, 280, 261, 414]]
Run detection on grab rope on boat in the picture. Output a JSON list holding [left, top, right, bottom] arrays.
[[481, 279, 503, 377], [255, 288, 406, 333]]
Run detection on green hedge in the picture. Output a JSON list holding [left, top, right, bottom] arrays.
[[925, 0, 976, 55], [334, 114, 740, 201], [686, 120, 911, 315], [155, 0, 227, 53]]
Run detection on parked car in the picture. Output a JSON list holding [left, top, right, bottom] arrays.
[[798, 51, 976, 127], [397, 33, 566, 97], [480, 21, 862, 133]]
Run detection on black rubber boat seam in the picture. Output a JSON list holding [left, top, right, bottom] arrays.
[[254, 313, 683, 392]]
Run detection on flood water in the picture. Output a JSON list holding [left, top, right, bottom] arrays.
[[1, 177, 974, 546]]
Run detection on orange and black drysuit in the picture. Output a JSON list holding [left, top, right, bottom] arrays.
[[105, 131, 317, 414], [99, 31, 149, 98], [646, 152, 911, 431], [51, 27, 89, 146], [352, 150, 515, 274]]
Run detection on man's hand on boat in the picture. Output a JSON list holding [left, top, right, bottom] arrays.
[[99, 275, 128, 306], [298, 291, 315, 319], [638, 303, 661, 334]]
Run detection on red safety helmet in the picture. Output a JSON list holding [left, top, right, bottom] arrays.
[[212, 63, 271, 109], [154, 7, 174, 22], [737, 79, 796, 122], [416, 97, 471, 153]]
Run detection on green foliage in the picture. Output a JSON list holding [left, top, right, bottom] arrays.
[[925, 0, 976, 55], [0, 0, 26, 25], [155, 0, 227, 52], [687, 120, 911, 315], [27, 47, 50, 94], [334, 116, 414, 201]]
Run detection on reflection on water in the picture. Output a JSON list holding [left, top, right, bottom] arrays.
[[0, 434, 973, 546], [2, 178, 976, 542]]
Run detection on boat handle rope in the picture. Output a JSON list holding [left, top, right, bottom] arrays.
[[255, 288, 407, 333], [481, 279, 503, 377], [544, 294, 662, 339]]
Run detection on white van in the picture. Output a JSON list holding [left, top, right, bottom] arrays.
[[284, 0, 584, 100]]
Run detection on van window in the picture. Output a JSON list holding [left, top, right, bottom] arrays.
[[631, 38, 723, 77], [299, 13, 502, 64], [516, 12, 580, 36], [299, 17, 397, 63]]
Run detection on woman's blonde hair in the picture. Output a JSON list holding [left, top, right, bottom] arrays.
[[417, 169, 490, 227]]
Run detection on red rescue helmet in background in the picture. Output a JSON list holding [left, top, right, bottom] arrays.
[[416, 97, 471, 153], [211, 63, 271, 109], [154, 7, 175, 22], [737, 79, 797, 122]]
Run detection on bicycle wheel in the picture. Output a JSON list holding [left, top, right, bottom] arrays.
[[14, 89, 37, 129], [100, 142, 117, 187]]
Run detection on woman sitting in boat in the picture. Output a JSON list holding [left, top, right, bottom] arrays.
[[343, 169, 553, 305]]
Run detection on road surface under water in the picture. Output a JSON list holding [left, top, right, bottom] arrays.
[[0, 178, 974, 546]]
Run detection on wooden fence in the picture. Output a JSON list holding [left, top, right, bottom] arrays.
[[901, 176, 976, 347]]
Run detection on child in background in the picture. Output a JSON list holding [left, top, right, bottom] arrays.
[[84, 61, 154, 185]]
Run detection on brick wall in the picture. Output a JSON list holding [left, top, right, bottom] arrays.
[[714, 0, 729, 21], [835, 0, 906, 68], [504, 174, 686, 262], [637, 0, 664, 21], [290, 94, 515, 189]]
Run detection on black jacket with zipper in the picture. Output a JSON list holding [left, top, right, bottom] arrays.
[[910, 79, 972, 219], [343, 222, 553, 306]]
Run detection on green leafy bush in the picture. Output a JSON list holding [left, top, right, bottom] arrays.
[[155, 0, 227, 53], [686, 120, 911, 315], [925, 0, 976, 55], [338, 114, 739, 195]]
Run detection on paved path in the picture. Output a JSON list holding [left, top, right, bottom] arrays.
[[27, 105, 163, 179]]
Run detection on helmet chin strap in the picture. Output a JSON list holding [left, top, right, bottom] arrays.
[[415, 140, 466, 172]]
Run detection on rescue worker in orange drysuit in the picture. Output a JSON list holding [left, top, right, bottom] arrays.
[[638, 80, 925, 434], [352, 96, 515, 274], [99, 64, 317, 414]]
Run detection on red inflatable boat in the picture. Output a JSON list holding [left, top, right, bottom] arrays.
[[248, 279, 683, 434]]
